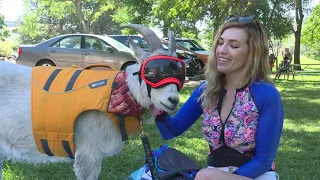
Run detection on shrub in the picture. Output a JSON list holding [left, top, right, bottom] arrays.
[[0, 41, 14, 57]]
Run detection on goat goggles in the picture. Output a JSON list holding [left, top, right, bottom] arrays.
[[141, 55, 186, 91]]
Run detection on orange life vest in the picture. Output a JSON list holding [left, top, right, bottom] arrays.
[[31, 65, 142, 159]]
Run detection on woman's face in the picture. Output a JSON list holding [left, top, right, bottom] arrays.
[[215, 27, 249, 76]]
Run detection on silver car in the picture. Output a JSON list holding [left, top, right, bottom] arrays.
[[16, 34, 137, 70]]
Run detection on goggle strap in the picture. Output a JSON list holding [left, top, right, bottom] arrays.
[[132, 69, 150, 98], [139, 73, 142, 84], [147, 84, 151, 98], [132, 70, 140, 76], [132, 70, 143, 84]]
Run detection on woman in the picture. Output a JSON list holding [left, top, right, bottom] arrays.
[[155, 15, 284, 180], [284, 48, 292, 63]]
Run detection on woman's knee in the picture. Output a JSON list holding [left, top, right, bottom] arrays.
[[195, 168, 215, 180]]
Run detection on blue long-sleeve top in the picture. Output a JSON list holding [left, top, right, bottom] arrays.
[[155, 81, 284, 179]]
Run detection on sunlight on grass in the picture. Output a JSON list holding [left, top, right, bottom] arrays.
[[283, 119, 320, 132]]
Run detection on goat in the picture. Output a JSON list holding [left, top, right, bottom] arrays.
[[0, 24, 183, 180]]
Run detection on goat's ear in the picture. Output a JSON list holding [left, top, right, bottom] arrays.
[[167, 30, 177, 57], [128, 36, 147, 63]]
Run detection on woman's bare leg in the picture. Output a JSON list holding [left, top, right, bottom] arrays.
[[195, 168, 252, 180]]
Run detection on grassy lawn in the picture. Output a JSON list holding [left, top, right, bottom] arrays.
[[3, 58, 320, 180]]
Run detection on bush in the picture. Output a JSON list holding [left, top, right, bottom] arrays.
[[0, 41, 14, 57]]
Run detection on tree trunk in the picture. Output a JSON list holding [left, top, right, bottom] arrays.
[[293, 0, 304, 70], [74, 0, 88, 33], [294, 27, 302, 70]]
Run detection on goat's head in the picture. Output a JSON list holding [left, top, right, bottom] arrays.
[[121, 24, 185, 114]]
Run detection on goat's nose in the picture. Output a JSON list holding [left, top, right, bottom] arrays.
[[168, 97, 179, 107]]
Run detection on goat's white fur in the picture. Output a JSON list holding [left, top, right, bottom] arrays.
[[0, 47, 180, 180]]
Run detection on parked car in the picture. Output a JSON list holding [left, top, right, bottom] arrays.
[[163, 37, 210, 64], [110, 35, 204, 77], [109, 35, 150, 52], [16, 34, 137, 70], [161, 41, 204, 76]]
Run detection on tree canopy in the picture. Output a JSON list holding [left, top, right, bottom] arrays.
[[302, 3, 320, 58], [0, 13, 10, 41], [17, 0, 312, 60]]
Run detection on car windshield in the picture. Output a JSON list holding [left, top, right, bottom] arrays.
[[99, 35, 133, 53], [190, 40, 206, 51]]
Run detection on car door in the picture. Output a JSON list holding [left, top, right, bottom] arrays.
[[82, 36, 119, 68], [48, 35, 83, 67]]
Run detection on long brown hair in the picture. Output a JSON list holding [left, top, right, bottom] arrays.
[[199, 18, 272, 110]]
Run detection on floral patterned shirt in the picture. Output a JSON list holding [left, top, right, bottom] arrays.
[[202, 87, 259, 153]]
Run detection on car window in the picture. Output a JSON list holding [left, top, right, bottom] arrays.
[[84, 36, 109, 51], [176, 40, 206, 51], [190, 40, 206, 51], [176, 41, 195, 51], [162, 42, 169, 49], [131, 36, 149, 49], [100, 35, 133, 53], [111, 36, 129, 47], [51, 36, 81, 49]]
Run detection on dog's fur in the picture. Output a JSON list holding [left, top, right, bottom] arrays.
[[0, 25, 180, 180]]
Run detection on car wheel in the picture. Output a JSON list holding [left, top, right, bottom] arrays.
[[37, 60, 56, 66]]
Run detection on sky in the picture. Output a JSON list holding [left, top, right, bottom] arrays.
[[1, 0, 24, 21], [0, 0, 319, 22]]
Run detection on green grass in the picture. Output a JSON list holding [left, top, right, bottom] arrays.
[[3, 60, 320, 180]]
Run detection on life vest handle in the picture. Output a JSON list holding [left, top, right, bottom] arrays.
[[83, 64, 118, 71]]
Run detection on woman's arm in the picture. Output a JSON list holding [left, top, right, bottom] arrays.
[[155, 83, 204, 140], [234, 89, 284, 178]]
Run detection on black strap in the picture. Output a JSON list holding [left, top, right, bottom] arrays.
[[62, 141, 75, 159], [141, 135, 160, 180], [147, 84, 151, 98], [65, 70, 82, 92], [40, 139, 54, 156], [133, 69, 152, 98], [116, 115, 128, 141], [43, 69, 61, 91], [132, 70, 142, 84]]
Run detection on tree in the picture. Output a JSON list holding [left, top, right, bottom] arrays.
[[200, 0, 293, 49], [112, 0, 153, 35], [289, 0, 311, 69], [149, 0, 205, 38], [0, 14, 10, 41], [302, 3, 320, 58], [19, 0, 122, 44]]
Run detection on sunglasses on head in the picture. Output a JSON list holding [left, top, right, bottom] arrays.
[[224, 15, 263, 33], [141, 55, 186, 91], [224, 15, 256, 24]]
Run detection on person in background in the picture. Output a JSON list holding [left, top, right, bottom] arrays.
[[269, 54, 276, 72], [284, 48, 292, 63], [274, 48, 292, 79], [154, 15, 284, 180]]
